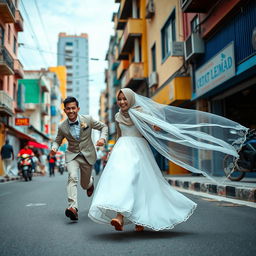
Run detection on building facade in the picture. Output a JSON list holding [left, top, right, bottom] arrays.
[[0, 0, 25, 176], [57, 33, 89, 114], [181, 0, 256, 176]]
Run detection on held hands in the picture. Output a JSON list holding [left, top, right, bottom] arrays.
[[152, 125, 161, 131], [96, 139, 105, 147]]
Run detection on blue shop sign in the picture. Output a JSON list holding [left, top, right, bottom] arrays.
[[195, 42, 235, 98]]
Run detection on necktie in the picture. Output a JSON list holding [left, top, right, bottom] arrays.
[[70, 121, 79, 126]]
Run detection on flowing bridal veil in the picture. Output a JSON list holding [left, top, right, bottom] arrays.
[[128, 92, 248, 183]]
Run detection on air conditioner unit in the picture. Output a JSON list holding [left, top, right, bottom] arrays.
[[148, 71, 158, 88], [145, 0, 155, 19], [184, 32, 204, 61], [171, 41, 184, 57]]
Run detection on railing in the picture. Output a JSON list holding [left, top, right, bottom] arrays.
[[14, 59, 24, 78], [0, 46, 14, 71], [0, 0, 16, 20], [0, 90, 13, 113]]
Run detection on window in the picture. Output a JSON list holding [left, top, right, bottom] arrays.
[[0, 26, 4, 46], [151, 43, 156, 72], [191, 16, 199, 33], [13, 36, 17, 54], [161, 10, 176, 61], [66, 42, 73, 46], [8, 25, 11, 43]]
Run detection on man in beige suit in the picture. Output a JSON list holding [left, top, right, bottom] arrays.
[[51, 96, 108, 221]]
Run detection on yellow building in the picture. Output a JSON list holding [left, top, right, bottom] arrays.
[[146, 0, 192, 174], [115, 0, 148, 95], [49, 66, 67, 101], [49, 66, 67, 122]]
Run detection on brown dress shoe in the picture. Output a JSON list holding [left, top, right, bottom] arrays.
[[87, 178, 94, 197], [65, 207, 78, 220]]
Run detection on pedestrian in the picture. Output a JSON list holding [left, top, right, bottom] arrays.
[[39, 151, 47, 175], [50, 96, 108, 221], [47, 153, 56, 177], [88, 88, 248, 232], [94, 148, 103, 175], [0, 139, 14, 178]]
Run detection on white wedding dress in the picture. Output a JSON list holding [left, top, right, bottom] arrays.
[[88, 124, 197, 231]]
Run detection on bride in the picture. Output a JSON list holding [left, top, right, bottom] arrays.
[[88, 88, 247, 231]]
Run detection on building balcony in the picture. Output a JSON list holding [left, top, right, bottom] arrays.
[[14, 10, 24, 32], [119, 0, 132, 20], [121, 62, 145, 88], [41, 104, 49, 116], [0, 90, 14, 116], [117, 59, 129, 79], [14, 59, 24, 78], [152, 77, 191, 106], [113, 75, 121, 87], [115, 45, 129, 61], [25, 103, 37, 110], [40, 76, 50, 92], [115, 7, 127, 30], [180, 0, 216, 13], [0, 0, 16, 23], [0, 46, 14, 75], [119, 18, 144, 54]]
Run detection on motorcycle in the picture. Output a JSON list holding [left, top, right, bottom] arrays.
[[224, 129, 256, 181], [18, 154, 33, 182], [58, 159, 65, 175]]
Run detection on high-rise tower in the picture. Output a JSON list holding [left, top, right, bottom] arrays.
[[57, 33, 89, 114]]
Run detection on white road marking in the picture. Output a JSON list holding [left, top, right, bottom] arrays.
[[175, 187, 256, 208], [26, 203, 47, 207]]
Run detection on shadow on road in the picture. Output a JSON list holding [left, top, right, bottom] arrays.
[[92, 230, 194, 241]]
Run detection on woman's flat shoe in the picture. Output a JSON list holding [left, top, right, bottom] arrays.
[[111, 218, 124, 231], [135, 225, 144, 232]]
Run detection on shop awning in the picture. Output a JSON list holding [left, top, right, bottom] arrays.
[[28, 141, 49, 149]]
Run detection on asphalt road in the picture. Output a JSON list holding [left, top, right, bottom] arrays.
[[0, 173, 255, 256]]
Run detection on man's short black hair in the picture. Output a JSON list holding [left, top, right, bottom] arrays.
[[63, 96, 79, 108]]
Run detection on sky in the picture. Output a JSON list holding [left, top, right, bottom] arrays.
[[19, 0, 118, 119]]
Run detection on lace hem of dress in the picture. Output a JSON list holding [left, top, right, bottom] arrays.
[[88, 203, 197, 231]]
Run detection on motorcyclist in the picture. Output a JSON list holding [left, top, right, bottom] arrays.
[[17, 144, 35, 173]]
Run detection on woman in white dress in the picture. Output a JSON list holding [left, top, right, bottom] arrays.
[[88, 88, 247, 232]]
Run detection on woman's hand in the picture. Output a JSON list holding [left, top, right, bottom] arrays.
[[152, 125, 161, 131]]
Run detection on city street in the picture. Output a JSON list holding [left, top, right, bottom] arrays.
[[0, 174, 255, 256]]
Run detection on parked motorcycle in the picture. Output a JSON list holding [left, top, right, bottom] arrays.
[[18, 154, 33, 182], [223, 129, 256, 181]]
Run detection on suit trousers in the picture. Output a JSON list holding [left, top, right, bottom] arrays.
[[66, 154, 93, 208]]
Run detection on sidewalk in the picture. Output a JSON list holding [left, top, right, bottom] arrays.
[[165, 175, 256, 203]]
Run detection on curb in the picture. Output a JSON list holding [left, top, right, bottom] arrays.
[[167, 178, 256, 203], [0, 173, 43, 183]]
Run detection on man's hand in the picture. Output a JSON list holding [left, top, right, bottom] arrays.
[[152, 125, 161, 131], [96, 139, 105, 147], [50, 148, 57, 156]]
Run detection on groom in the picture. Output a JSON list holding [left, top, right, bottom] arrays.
[[51, 96, 108, 221]]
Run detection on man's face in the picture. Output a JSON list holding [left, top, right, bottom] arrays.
[[64, 102, 80, 122]]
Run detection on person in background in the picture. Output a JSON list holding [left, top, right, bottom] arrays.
[[47, 153, 57, 177], [0, 139, 14, 178]]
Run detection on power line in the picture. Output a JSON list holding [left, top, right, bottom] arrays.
[[19, 43, 104, 61], [20, 0, 49, 67], [33, 0, 52, 52]]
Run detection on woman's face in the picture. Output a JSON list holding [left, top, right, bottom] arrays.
[[117, 91, 129, 112]]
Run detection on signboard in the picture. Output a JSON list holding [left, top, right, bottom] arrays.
[[195, 42, 235, 97], [15, 118, 30, 126], [171, 42, 184, 57]]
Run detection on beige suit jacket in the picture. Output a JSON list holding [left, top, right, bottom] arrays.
[[52, 115, 108, 165]]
